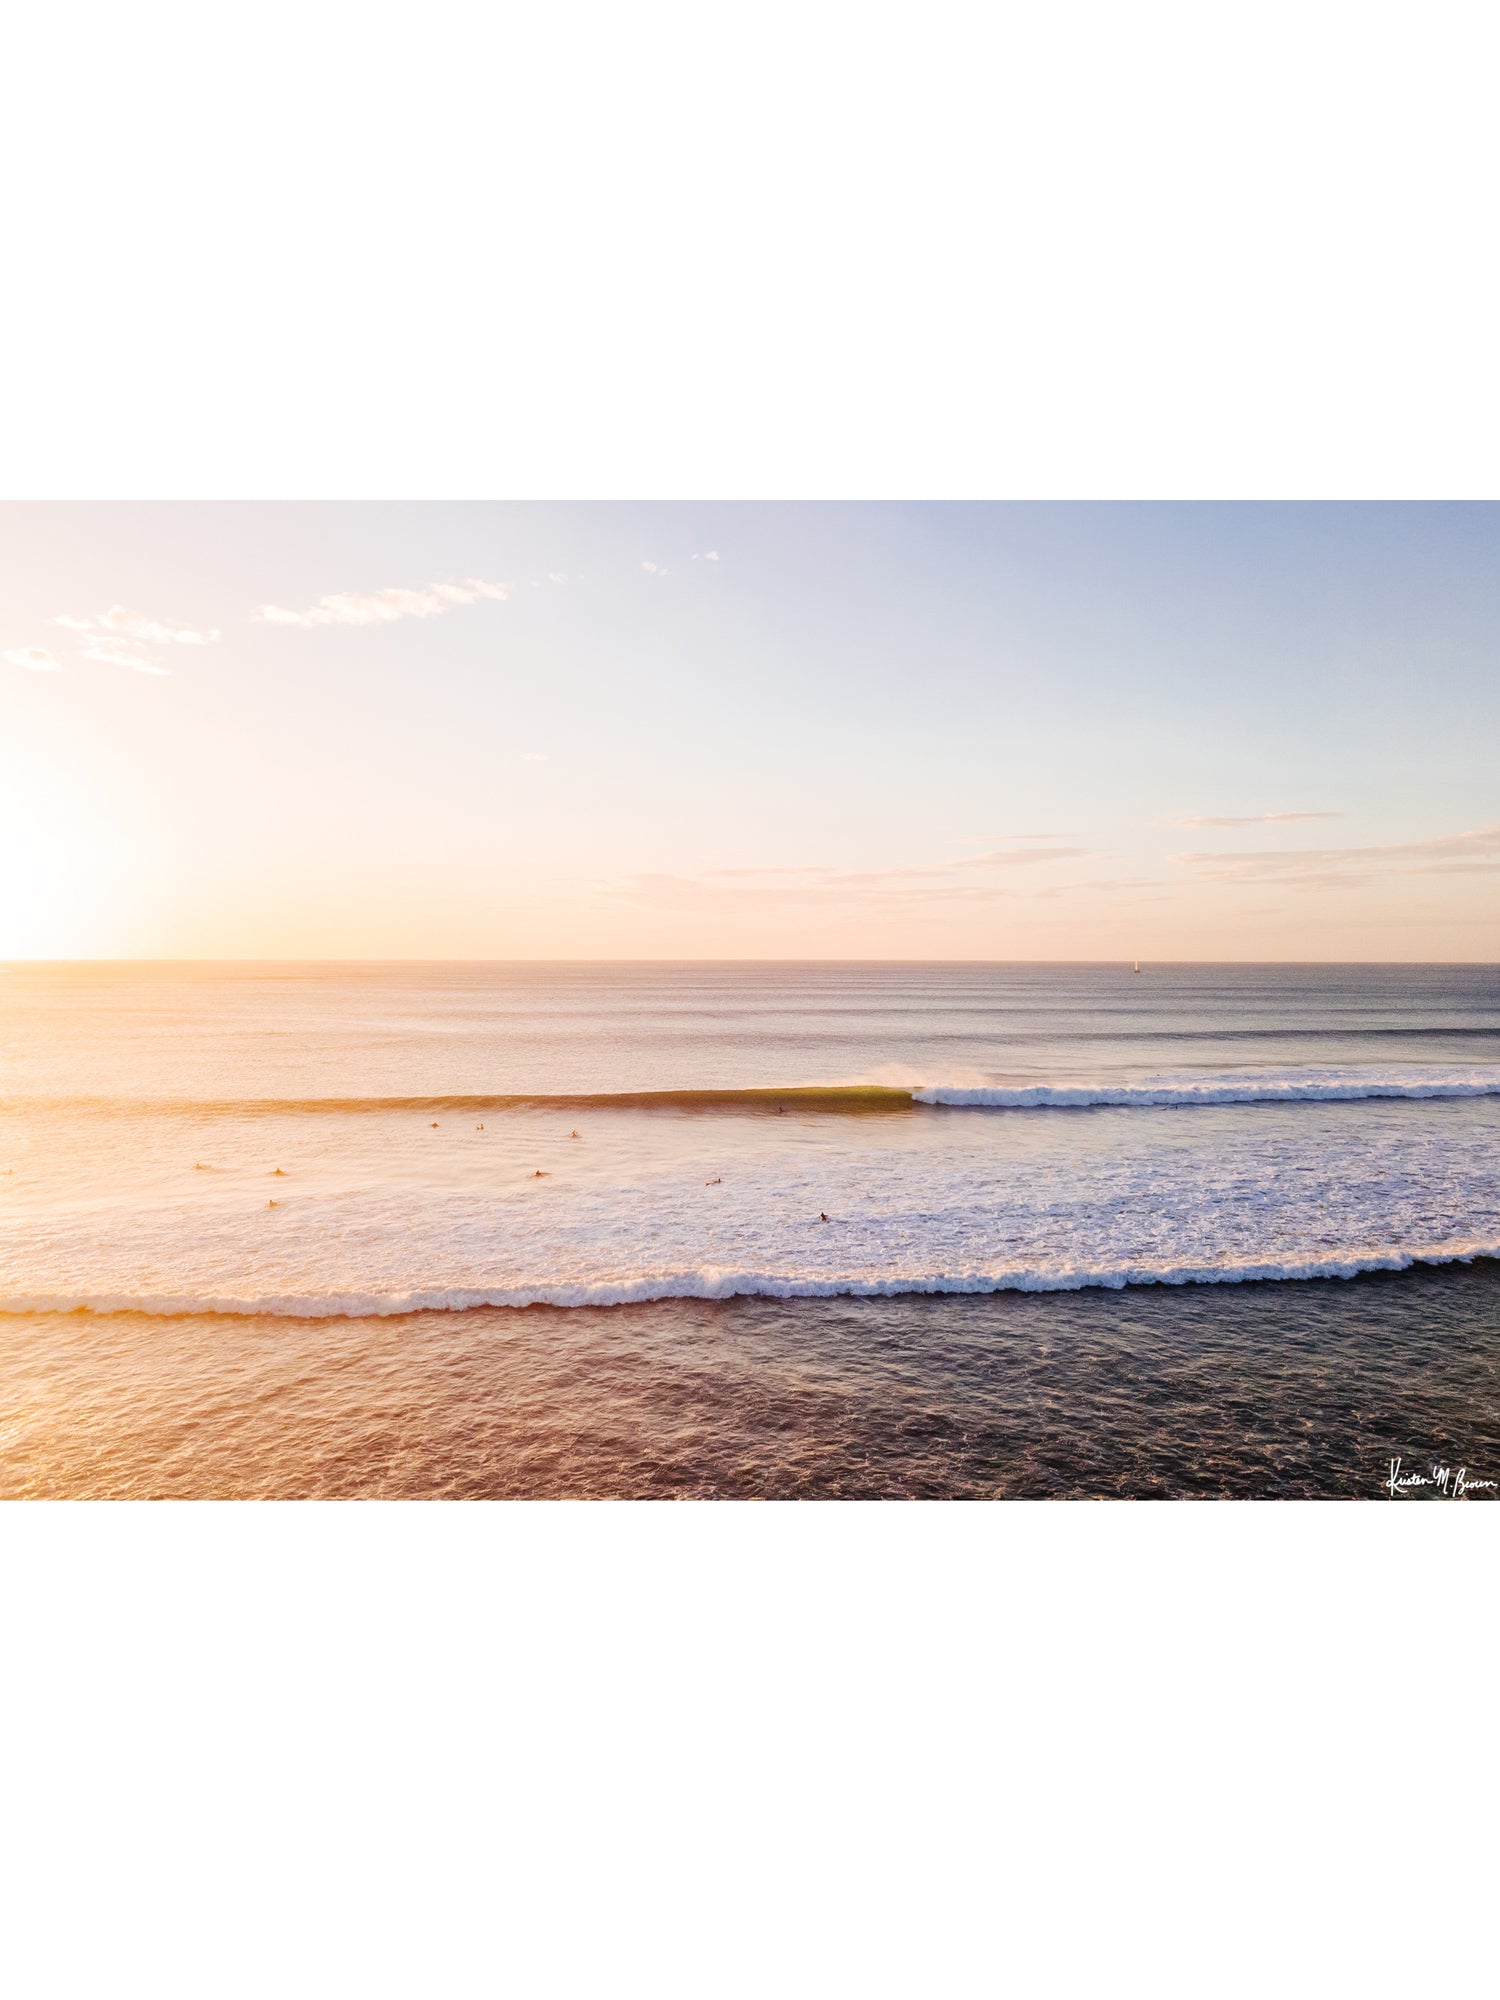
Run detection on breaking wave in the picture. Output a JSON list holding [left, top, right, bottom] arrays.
[[914, 1073, 1500, 1108], [6, 1241, 1500, 1318], [9, 1070, 1500, 1117]]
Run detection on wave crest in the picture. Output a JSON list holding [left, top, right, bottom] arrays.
[[9, 1071, 1500, 1116], [5, 1241, 1498, 1318]]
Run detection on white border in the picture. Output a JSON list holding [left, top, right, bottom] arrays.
[[3, 1, 1496, 499], [3, 1503, 1495, 1994]]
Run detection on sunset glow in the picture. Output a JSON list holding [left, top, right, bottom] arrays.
[[3, 501, 1499, 961]]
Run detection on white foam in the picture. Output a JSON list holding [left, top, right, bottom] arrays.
[[6, 1076, 1500, 1318], [915, 1070, 1500, 1108], [3, 1240, 1499, 1318]]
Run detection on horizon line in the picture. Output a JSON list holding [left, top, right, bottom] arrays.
[[3, 956, 1498, 970]]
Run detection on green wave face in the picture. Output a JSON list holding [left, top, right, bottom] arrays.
[[275, 1084, 920, 1116], [0, 1085, 923, 1116]]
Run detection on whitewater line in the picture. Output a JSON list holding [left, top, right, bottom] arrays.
[[5, 1240, 1499, 1318]]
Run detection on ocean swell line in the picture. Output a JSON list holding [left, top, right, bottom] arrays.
[[5, 1242, 1499, 1318], [7, 1074, 1500, 1116]]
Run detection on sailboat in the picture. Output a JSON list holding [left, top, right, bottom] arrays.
[[1132, 960, 1140, 974]]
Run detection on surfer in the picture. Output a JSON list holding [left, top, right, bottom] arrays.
[[818, 1212, 829, 1222]]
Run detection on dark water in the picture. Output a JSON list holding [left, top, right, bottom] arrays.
[[3, 1261, 1497, 1499]]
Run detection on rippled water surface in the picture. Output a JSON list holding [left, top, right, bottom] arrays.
[[2, 1266, 1497, 1498]]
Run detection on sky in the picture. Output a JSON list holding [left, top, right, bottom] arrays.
[[2, 501, 1498, 960]]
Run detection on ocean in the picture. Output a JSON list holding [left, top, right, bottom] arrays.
[[2, 960, 1498, 1497]]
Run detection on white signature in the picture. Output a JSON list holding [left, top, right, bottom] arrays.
[[1387, 1457, 1497, 1499]]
